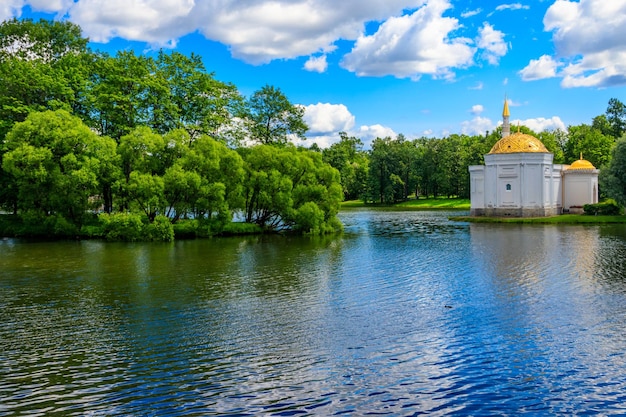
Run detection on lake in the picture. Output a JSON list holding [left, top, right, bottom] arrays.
[[2, 210, 626, 416]]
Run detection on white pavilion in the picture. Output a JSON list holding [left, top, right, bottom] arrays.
[[469, 100, 599, 217]]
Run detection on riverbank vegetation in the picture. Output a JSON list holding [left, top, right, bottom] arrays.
[[1, 19, 626, 240], [341, 198, 470, 210]]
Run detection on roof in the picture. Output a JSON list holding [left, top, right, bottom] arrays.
[[488, 131, 549, 154]]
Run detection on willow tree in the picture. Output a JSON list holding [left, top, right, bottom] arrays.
[[2, 110, 118, 229], [240, 145, 342, 234]]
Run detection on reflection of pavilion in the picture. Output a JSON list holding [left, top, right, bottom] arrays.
[[469, 100, 598, 217]]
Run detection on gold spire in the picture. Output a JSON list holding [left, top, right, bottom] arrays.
[[503, 97, 510, 117]]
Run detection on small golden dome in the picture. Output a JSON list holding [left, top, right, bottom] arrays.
[[568, 158, 595, 170], [488, 132, 549, 154]]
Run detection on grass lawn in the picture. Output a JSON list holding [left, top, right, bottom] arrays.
[[341, 198, 470, 210], [450, 214, 626, 224]]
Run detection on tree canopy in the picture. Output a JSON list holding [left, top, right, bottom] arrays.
[[2, 19, 626, 239]]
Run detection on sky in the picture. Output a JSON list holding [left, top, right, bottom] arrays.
[[4, 0, 626, 148]]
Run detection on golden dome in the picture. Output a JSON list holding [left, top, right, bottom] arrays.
[[489, 132, 549, 154], [568, 158, 595, 170]]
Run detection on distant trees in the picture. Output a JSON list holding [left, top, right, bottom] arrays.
[[600, 137, 626, 208], [322, 132, 369, 200]]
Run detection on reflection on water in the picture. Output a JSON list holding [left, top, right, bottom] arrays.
[[2, 211, 626, 415]]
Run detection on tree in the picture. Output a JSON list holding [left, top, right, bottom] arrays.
[[241, 85, 308, 145], [0, 18, 92, 140], [2, 110, 117, 227], [563, 124, 614, 168], [606, 98, 626, 139], [240, 145, 342, 233], [86, 51, 156, 142], [169, 134, 245, 224], [600, 136, 626, 207], [152, 51, 243, 142], [322, 132, 368, 200]]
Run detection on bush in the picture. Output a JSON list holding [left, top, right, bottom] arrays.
[[144, 215, 174, 242], [583, 199, 623, 215], [98, 212, 145, 241], [173, 219, 199, 239]]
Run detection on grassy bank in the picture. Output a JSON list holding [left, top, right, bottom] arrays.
[[341, 198, 470, 210], [450, 214, 626, 224]]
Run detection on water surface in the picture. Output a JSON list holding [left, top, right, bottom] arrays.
[[2, 210, 626, 415]]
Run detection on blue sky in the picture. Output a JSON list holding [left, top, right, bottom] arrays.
[[4, 0, 626, 148]]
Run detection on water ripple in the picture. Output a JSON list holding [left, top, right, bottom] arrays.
[[3, 213, 626, 415]]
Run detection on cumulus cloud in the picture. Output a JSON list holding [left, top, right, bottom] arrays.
[[304, 55, 328, 73], [461, 116, 494, 136], [471, 104, 484, 115], [356, 124, 398, 148], [519, 54, 559, 80], [1, 0, 25, 21], [522, 0, 626, 88], [515, 117, 566, 132], [477, 22, 508, 65], [341, 0, 475, 80], [303, 103, 355, 135], [6, 0, 510, 77]]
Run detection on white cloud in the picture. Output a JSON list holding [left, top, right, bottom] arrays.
[[471, 104, 484, 115], [469, 81, 484, 90], [358, 124, 397, 148], [341, 0, 475, 80], [0, 0, 25, 21], [519, 54, 559, 80], [461, 8, 482, 18], [304, 55, 328, 73], [303, 103, 355, 135], [495, 3, 530, 12], [461, 116, 493, 136], [187, 0, 428, 65], [477, 22, 507, 65], [68, 0, 195, 47], [515, 117, 566, 132], [526, 0, 626, 88]]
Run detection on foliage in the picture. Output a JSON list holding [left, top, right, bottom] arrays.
[[2, 20, 625, 240], [241, 85, 308, 145], [240, 145, 342, 233], [322, 132, 369, 200], [606, 98, 626, 139], [2, 110, 117, 226], [600, 137, 626, 208], [563, 124, 614, 168], [583, 200, 622, 216]]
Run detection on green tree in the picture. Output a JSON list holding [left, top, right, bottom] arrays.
[[2, 110, 117, 227], [153, 51, 243, 142], [241, 85, 308, 145], [606, 98, 626, 139], [0, 18, 92, 139], [170, 134, 245, 224], [240, 145, 342, 233], [600, 136, 626, 207], [322, 132, 369, 200], [86, 51, 157, 141], [563, 124, 614, 168]]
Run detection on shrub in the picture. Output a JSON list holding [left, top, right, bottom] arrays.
[[583, 199, 623, 215], [98, 212, 145, 241], [173, 219, 198, 239], [144, 215, 174, 242]]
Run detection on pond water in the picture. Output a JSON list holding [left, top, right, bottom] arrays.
[[2, 210, 626, 416]]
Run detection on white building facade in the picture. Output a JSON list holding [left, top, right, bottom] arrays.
[[469, 101, 599, 217]]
